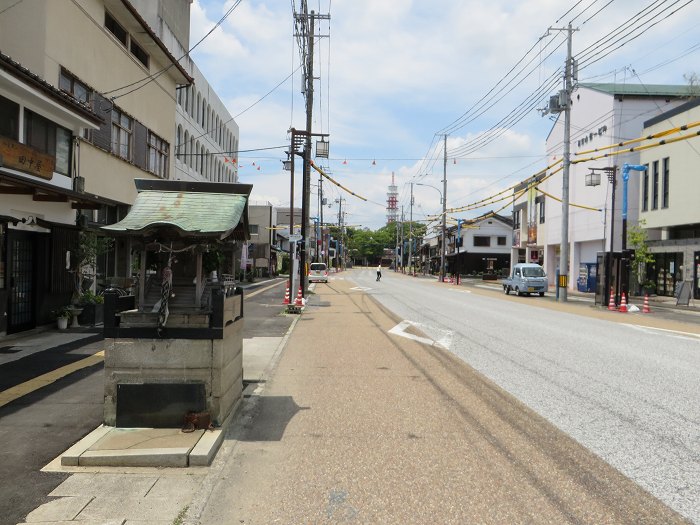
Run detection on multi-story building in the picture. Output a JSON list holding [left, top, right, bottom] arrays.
[[126, 0, 240, 184], [639, 97, 700, 299], [536, 83, 696, 292], [0, 0, 192, 334]]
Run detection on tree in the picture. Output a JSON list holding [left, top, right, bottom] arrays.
[[627, 219, 655, 294], [71, 231, 113, 303]]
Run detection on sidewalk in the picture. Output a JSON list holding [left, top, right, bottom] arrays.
[[19, 278, 688, 524]]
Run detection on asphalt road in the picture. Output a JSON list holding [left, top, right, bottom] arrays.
[[350, 267, 700, 524], [0, 279, 293, 525]]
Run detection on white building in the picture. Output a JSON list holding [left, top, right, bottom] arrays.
[[538, 83, 695, 292], [128, 0, 240, 184]]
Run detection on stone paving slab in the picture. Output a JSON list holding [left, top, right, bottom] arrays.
[[23, 496, 93, 523]]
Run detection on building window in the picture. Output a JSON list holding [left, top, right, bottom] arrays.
[[105, 12, 128, 46], [539, 199, 545, 224], [0, 94, 19, 140], [662, 157, 670, 209], [111, 108, 132, 160], [58, 69, 91, 105], [250, 224, 259, 235], [652, 160, 659, 210], [497, 236, 506, 246], [474, 236, 490, 247], [642, 163, 649, 211], [23, 109, 72, 175], [130, 39, 149, 68], [148, 131, 168, 178]]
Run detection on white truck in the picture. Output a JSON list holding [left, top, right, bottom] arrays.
[[502, 263, 548, 296]]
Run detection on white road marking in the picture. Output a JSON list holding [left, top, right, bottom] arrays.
[[448, 288, 472, 294], [388, 320, 453, 349], [350, 286, 372, 291], [628, 325, 700, 341]]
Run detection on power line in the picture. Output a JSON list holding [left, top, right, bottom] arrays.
[[104, 0, 243, 99]]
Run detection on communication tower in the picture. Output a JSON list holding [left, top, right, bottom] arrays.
[[386, 172, 398, 223]]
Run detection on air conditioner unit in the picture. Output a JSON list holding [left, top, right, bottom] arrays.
[[73, 176, 85, 193]]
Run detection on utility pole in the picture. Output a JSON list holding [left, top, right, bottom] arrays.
[[441, 134, 447, 283], [319, 171, 324, 264], [400, 206, 405, 272], [294, 2, 329, 296], [408, 182, 414, 276], [545, 24, 577, 302]]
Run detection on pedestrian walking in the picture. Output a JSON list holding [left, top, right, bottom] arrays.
[[376, 263, 382, 282]]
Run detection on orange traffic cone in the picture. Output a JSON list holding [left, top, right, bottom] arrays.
[[618, 292, 628, 313], [282, 281, 291, 305], [294, 286, 303, 307], [607, 287, 616, 311], [642, 293, 652, 314]]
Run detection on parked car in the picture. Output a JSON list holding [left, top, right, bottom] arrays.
[[309, 262, 329, 283], [502, 263, 548, 296]]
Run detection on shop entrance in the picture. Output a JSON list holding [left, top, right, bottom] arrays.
[[7, 230, 36, 334]]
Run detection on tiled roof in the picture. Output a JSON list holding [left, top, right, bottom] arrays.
[[0, 52, 103, 124], [579, 83, 700, 97]]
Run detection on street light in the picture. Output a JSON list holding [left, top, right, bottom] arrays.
[[588, 166, 617, 304]]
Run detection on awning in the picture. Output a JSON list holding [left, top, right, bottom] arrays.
[[102, 179, 252, 241]]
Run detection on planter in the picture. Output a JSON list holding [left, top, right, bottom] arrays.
[[57, 317, 69, 330], [78, 303, 104, 326]]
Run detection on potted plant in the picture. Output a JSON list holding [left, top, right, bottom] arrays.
[[52, 306, 72, 330], [77, 289, 104, 326]]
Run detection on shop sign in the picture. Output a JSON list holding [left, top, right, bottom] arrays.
[[0, 137, 55, 180]]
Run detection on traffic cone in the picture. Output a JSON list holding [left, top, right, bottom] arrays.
[[282, 281, 291, 305], [294, 286, 303, 307], [643, 293, 652, 314], [618, 292, 628, 313], [607, 287, 616, 311]]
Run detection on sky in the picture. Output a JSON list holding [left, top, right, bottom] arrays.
[[189, 0, 700, 232]]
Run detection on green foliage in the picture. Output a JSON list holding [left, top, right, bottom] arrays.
[[51, 306, 72, 320], [72, 232, 113, 302], [627, 220, 655, 286], [203, 246, 225, 273], [77, 289, 104, 306]]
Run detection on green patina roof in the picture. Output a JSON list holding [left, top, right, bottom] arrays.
[[579, 83, 700, 97], [103, 190, 248, 239]]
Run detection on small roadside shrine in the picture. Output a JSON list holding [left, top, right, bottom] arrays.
[[100, 179, 251, 430]]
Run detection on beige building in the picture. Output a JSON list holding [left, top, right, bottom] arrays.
[[0, 0, 192, 334], [639, 97, 700, 299]]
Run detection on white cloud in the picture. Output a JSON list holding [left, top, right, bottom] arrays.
[[191, 0, 700, 229]]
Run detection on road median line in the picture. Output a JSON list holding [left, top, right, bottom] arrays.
[[0, 351, 105, 408]]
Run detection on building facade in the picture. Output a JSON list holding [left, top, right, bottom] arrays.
[[0, 0, 192, 334], [639, 97, 700, 299], [538, 83, 695, 292]]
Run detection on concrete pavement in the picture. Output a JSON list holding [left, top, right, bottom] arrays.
[[7, 274, 695, 524]]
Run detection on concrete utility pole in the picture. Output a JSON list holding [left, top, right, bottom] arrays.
[[400, 206, 405, 271], [546, 23, 577, 302], [441, 134, 447, 283], [408, 182, 414, 275]]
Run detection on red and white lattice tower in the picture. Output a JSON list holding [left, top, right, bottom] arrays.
[[386, 172, 398, 223]]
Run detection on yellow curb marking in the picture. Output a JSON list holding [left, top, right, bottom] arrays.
[[0, 350, 105, 409]]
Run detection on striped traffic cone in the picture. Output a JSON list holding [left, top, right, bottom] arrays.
[[607, 287, 616, 311], [642, 293, 652, 314], [282, 281, 291, 305], [618, 292, 628, 313], [294, 286, 303, 307]]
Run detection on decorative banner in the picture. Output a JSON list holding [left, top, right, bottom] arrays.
[[240, 243, 248, 269]]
